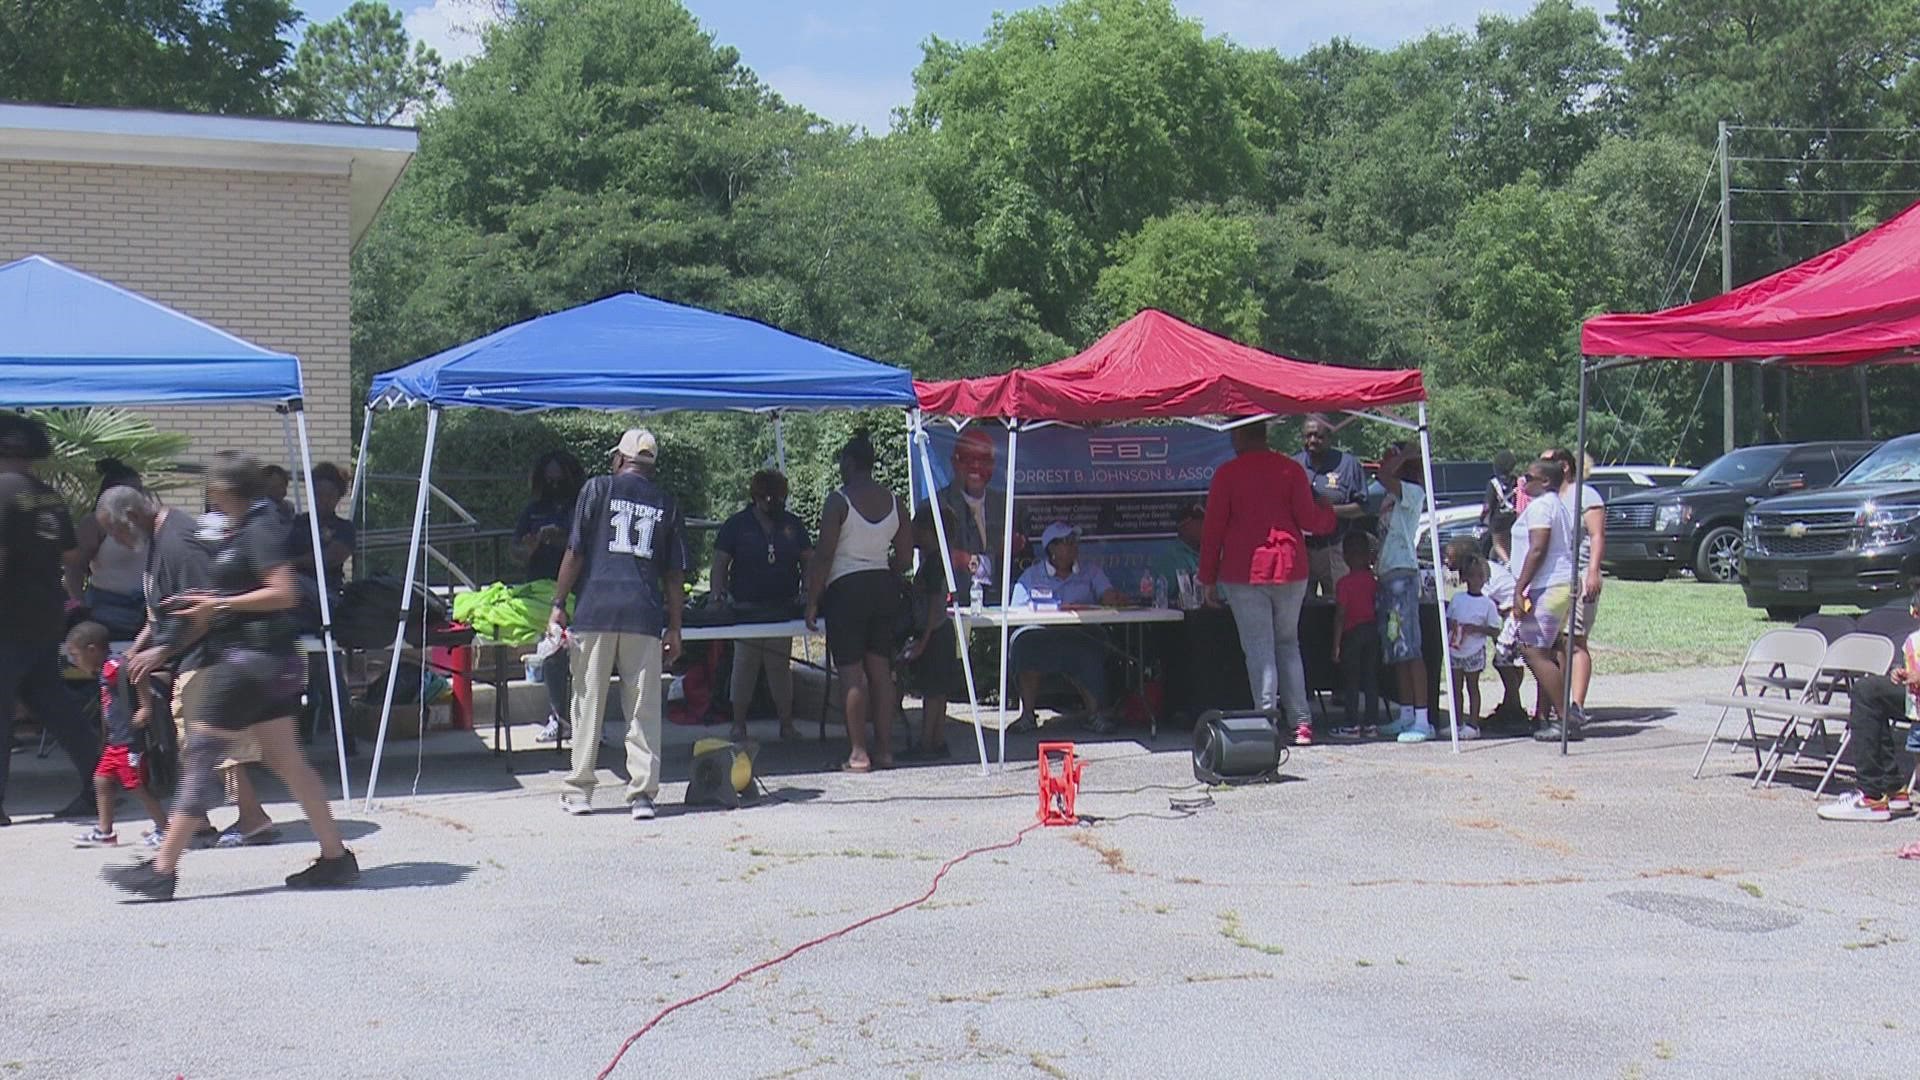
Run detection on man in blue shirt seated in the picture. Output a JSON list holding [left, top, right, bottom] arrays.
[[1009, 523, 1128, 734]]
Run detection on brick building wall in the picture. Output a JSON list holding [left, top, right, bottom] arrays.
[[0, 159, 353, 468]]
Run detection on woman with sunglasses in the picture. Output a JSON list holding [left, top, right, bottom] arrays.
[[105, 452, 357, 901]]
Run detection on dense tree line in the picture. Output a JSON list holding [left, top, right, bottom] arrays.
[[9, 0, 1920, 528]]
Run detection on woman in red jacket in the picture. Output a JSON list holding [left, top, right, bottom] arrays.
[[1199, 421, 1337, 745]]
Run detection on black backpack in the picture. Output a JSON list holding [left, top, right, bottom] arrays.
[[332, 575, 449, 649]]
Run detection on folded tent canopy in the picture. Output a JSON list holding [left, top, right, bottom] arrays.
[[359, 292, 923, 805], [0, 254, 353, 799], [913, 309, 1451, 762]]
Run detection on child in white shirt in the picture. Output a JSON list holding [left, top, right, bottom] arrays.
[[1446, 555, 1503, 739]]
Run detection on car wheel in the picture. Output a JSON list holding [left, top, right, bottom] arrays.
[[1765, 605, 1817, 622], [1692, 526, 1742, 584]]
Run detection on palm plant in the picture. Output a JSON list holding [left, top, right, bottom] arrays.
[[28, 408, 191, 519]]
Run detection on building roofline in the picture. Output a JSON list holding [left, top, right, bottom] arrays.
[[0, 102, 418, 248], [0, 101, 418, 153]]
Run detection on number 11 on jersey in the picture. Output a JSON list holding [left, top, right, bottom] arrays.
[[607, 499, 662, 559]]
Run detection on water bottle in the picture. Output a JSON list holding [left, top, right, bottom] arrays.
[[968, 577, 985, 613], [1138, 568, 1154, 606], [1153, 575, 1168, 609]]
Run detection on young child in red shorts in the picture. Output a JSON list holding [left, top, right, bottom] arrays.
[[66, 621, 168, 848]]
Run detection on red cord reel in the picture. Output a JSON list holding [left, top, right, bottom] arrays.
[[1036, 742, 1083, 826]]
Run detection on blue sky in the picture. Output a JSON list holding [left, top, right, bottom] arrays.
[[297, 1, 1548, 131]]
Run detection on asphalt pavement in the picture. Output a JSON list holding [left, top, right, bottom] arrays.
[[2, 665, 1915, 1079]]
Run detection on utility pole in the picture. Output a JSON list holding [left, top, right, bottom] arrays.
[[1718, 120, 1736, 454]]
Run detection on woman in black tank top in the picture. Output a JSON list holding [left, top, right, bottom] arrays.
[[105, 453, 359, 901]]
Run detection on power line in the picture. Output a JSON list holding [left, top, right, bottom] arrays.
[[1728, 218, 1872, 227], [1731, 155, 1920, 165], [1731, 187, 1920, 197], [1726, 124, 1920, 134]]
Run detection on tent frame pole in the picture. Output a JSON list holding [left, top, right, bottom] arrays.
[[1565, 360, 1592, 756], [996, 421, 1019, 768], [291, 403, 353, 803], [364, 407, 439, 810], [1415, 405, 1459, 751], [912, 412, 992, 775]]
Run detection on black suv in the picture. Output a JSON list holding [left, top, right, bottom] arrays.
[[1604, 441, 1876, 585], [1743, 433, 1920, 618]]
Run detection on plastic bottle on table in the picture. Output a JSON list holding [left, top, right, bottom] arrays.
[[1138, 568, 1154, 606], [969, 577, 985, 613]]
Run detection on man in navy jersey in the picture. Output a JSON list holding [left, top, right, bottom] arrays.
[[549, 429, 688, 819]]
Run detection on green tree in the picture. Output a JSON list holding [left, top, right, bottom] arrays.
[[288, 0, 444, 125], [1094, 207, 1265, 343], [0, 0, 296, 115], [909, 0, 1293, 334]]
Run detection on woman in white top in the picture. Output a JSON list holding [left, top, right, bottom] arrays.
[[806, 431, 913, 772], [1510, 457, 1581, 740], [1542, 447, 1606, 721]]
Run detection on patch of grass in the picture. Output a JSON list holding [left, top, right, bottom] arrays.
[[1029, 1055, 1069, 1078], [1654, 1041, 1674, 1061], [1591, 580, 1773, 674], [1070, 833, 1131, 874], [1509, 973, 1531, 982], [1037, 979, 1135, 999], [1355, 959, 1373, 968], [1737, 882, 1763, 899], [573, 956, 603, 966], [1883, 1019, 1898, 1030], [1183, 971, 1274, 985], [1217, 911, 1285, 956]]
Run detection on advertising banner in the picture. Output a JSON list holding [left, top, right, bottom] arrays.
[[916, 423, 1233, 598]]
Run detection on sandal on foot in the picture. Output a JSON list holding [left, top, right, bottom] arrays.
[[214, 823, 282, 849], [839, 759, 872, 773]]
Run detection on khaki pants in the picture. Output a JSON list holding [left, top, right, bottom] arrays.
[[1306, 544, 1349, 601], [729, 637, 795, 721], [566, 631, 663, 803]]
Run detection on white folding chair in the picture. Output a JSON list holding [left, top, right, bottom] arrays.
[[1784, 633, 1896, 796], [1696, 628, 1829, 782]]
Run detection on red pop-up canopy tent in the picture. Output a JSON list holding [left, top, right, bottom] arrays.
[[913, 310, 1455, 761], [918, 309, 1426, 420], [1582, 198, 1920, 366], [1564, 199, 1920, 753]]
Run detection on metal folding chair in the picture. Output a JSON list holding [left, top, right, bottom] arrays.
[[1696, 628, 1829, 782], [1782, 632, 1895, 795]]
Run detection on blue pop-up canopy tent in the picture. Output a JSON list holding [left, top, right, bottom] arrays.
[[0, 255, 353, 801], [357, 293, 929, 803], [0, 255, 301, 404], [367, 292, 917, 413]]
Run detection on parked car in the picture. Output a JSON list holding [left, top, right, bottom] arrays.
[[1741, 433, 1920, 619], [1412, 464, 1694, 564], [1604, 442, 1876, 585]]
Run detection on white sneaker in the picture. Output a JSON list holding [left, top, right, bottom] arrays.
[[629, 795, 656, 821], [1454, 723, 1482, 741], [534, 717, 569, 743], [560, 792, 593, 816], [1817, 791, 1892, 822], [1397, 719, 1435, 744]]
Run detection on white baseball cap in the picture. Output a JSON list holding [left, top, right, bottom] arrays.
[[611, 428, 657, 460]]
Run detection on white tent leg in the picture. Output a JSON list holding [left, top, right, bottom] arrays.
[[364, 408, 439, 810], [280, 408, 299, 504], [1417, 405, 1459, 753], [996, 424, 1019, 768], [293, 406, 353, 803], [773, 413, 787, 472], [915, 414, 990, 776], [348, 406, 373, 515]]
